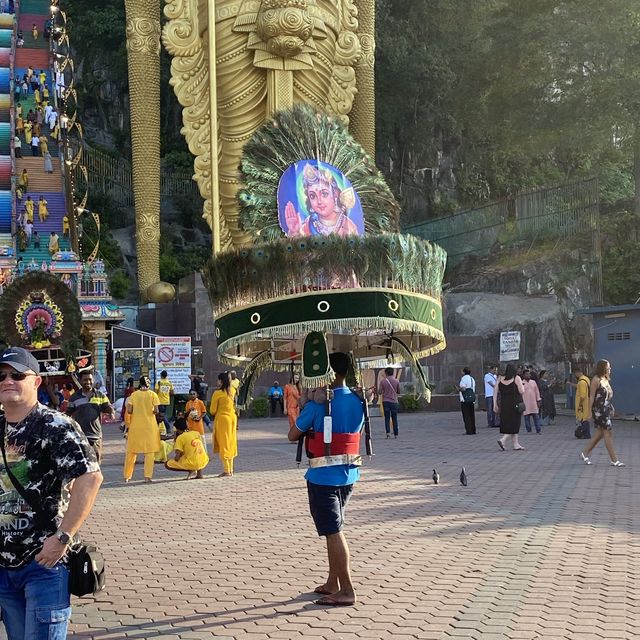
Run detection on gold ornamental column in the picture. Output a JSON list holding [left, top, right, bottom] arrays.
[[124, 0, 166, 301], [350, 0, 375, 157]]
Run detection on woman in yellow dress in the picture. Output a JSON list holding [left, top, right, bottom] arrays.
[[38, 196, 48, 222], [124, 376, 160, 483], [24, 197, 34, 223], [24, 121, 32, 145], [16, 115, 24, 135], [17, 168, 28, 191], [39, 136, 48, 155], [209, 371, 238, 477], [284, 373, 302, 430]]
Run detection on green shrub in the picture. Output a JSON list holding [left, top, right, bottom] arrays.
[[399, 394, 421, 412], [250, 396, 269, 418], [108, 269, 131, 299]]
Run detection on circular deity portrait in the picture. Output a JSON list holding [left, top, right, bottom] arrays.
[[277, 160, 365, 237]]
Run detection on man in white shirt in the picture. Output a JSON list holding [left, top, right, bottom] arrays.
[[483, 364, 498, 428], [458, 367, 476, 435], [31, 134, 40, 156]]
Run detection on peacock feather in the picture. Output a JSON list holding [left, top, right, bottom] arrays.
[[237, 104, 401, 242], [202, 233, 446, 314], [0, 272, 83, 359]]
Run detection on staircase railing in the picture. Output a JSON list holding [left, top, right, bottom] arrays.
[[77, 144, 199, 209]]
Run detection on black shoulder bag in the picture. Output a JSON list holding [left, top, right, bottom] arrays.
[[0, 418, 106, 597]]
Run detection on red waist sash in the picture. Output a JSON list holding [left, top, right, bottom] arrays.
[[306, 431, 361, 458]]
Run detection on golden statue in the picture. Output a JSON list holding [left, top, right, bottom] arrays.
[[162, 0, 375, 252]]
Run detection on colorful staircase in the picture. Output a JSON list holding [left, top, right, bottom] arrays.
[[0, 13, 12, 251], [13, 0, 69, 264]]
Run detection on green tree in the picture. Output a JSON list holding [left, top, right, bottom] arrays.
[[482, 0, 640, 210]]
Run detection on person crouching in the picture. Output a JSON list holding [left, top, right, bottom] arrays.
[[165, 416, 209, 479]]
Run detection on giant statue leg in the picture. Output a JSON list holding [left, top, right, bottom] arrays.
[[125, 0, 172, 301]]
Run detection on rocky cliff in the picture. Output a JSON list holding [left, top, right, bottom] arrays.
[[444, 249, 595, 371]]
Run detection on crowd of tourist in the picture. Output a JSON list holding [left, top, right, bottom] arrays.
[[458, 360, 624, 466]]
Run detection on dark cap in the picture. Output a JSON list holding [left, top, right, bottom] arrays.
[[0, 347, 40, 374]]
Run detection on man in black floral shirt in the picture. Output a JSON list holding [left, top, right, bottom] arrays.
[[0, 347, 103, 640]]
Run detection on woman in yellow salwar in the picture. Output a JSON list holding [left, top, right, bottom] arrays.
[[124, 376, 160, 483], [210, 371, 238, 477]]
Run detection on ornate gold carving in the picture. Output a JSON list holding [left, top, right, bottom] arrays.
[[162, 0, 371, 250], [349, 0, 375, 156], [126, 17, 161, 54], [125, 0, 162, 293], [163, 0, 233, 248]]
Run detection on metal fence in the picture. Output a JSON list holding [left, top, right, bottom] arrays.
[[407, 178, 599, 264], [76, 145, 200, 209]]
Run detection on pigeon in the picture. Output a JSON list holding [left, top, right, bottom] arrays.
[[460, 467, 468, 486], [432, 469, 439, 485]]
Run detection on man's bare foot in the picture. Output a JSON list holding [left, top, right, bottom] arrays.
[[315, 591, 356, 606], [195, 471, 204, 479], [184, 472, 196, 480], [314, 582, 339, 595], [217, 472, 231, 477]]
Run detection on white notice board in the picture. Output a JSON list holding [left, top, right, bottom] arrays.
[[155, 336, 192, 393], [499, 331, 521, 362]]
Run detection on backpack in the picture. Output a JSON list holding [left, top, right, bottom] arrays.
[[462, 388, 476, 404]]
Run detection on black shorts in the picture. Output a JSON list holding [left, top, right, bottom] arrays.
[[307, 481, 353, 537]]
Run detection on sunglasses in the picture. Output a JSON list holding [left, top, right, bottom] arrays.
[[0, 372, 35, 382]]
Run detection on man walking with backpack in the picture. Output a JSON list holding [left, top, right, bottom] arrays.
[[0, 347, 103, 639], [458, 367, 477, 435]]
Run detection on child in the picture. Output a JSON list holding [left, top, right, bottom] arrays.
[[32, 229, 40, 249], [164, 415, 209, 480]]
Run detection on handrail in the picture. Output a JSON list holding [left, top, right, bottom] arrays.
[[78, 143, 199, 208]]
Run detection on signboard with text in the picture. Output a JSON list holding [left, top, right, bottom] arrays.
[[499, 331, 521, 362], [155, 336, 192, 394]]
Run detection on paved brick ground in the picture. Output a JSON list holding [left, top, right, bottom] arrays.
[[65, 411, 639, 639]]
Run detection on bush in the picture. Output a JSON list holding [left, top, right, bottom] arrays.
[[108, 269, 131, 299], [398, 394, 421, 412], [160, 244, 210, 284], [249, 396, 269, 418]]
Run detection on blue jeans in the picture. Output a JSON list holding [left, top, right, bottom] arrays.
[[485, 396, 495, 427], [382, 401, 399, 436], [524, 413, 541, 433], [0, 560, 71, 640]]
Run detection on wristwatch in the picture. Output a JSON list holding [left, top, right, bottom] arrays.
[[56, 530, 72, 545]]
